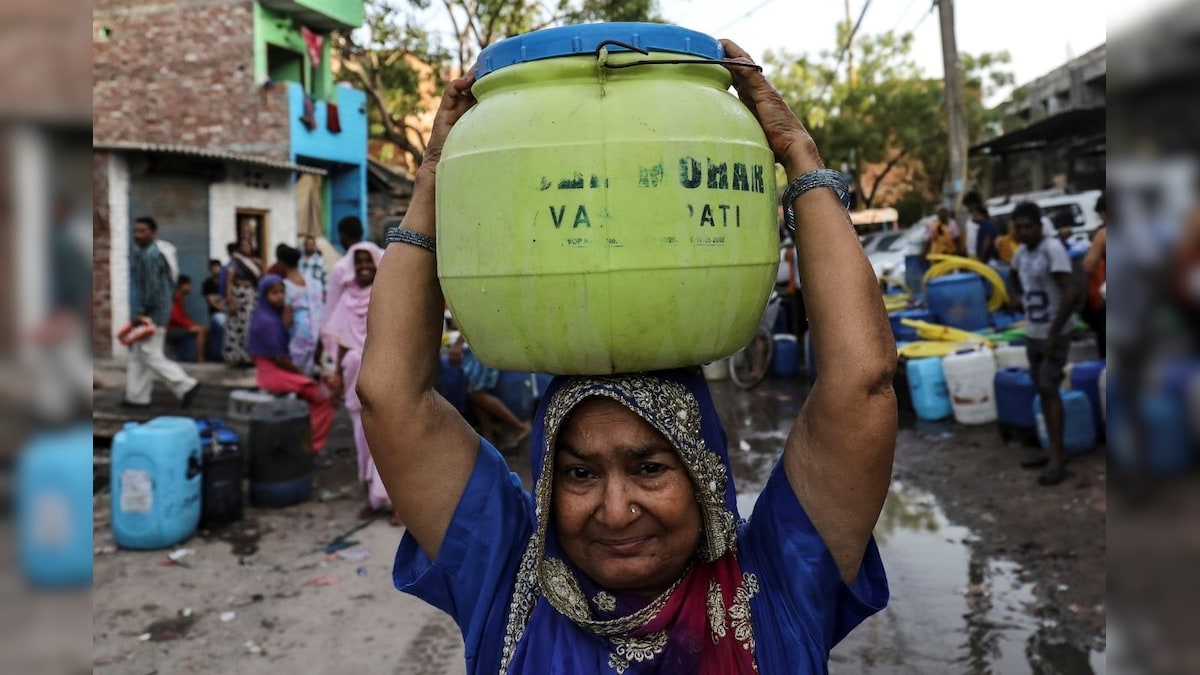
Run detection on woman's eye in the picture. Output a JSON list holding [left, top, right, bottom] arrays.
[[639, 463, 666, 476], [565, 467, 593, 480]]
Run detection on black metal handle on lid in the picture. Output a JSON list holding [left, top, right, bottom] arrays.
[[594, 39, 763, 72]]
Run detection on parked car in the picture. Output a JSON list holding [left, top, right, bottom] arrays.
[[987, 189, 1103, 246], [869, 224, 927, 281]]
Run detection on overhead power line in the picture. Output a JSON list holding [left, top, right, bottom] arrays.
[[830, 0, 874, 78], [717, 0, 780, 32], [893, 0, 921, 31], [908, 2, 936, 34]]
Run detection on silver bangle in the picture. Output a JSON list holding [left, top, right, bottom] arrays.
[[781, 169, 852, 231], [386, 227, 436, 254]]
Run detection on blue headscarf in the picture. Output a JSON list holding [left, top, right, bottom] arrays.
[[246, 274, 290, 359], [499, 368, 759, 674]]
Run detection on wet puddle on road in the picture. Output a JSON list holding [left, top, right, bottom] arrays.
[[834, 482, 1103, 674], [712, 381, 1106, 674], [736, 480, 1105, 674]]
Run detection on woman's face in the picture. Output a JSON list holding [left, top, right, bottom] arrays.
[[265, 282, 285, 308], [239, 239, 253, 256], [553, 397, 703, 597], [354, 250, 377, 287]]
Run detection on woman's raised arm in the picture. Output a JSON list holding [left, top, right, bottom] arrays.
[[723, 40, 897, 584], [357, 74, 480, 560]]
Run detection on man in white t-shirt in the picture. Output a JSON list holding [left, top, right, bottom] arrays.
[[1009, 202, 1079, 486]]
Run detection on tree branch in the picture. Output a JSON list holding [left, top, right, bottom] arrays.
[[442, 0, 469, 71], [865, 151, 906, 207]]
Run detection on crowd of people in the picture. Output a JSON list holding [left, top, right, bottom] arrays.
[[124, 214, 399, 523]]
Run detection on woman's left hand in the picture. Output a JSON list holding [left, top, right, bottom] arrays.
[[418, 69, 478, 181], [720, 40, 822, 177]]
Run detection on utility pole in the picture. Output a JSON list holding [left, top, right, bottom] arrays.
[[844, 0, 854, 84], [937, 0, 969, 213]]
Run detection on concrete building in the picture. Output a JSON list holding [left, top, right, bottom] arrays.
[[93, 0, 367, 358], [971, 44, 1106, 196]]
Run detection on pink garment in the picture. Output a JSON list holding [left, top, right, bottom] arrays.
[[301, 26, 324, 66], [318, 245, 389, 510], [323, 255, 352, 331], [254, 356, 334, 452], [350, 408, 390, 511], [321, 242, 383, 355]]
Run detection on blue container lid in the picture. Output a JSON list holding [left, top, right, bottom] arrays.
[[477, 22, 722, 78], [214, 428, 239, 444]]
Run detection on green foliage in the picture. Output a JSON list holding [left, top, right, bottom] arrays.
[[337, 0, 660, 168], [765, 24, 1012, 214]]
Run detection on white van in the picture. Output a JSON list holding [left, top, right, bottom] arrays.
[[987, 189, 1103, 246]]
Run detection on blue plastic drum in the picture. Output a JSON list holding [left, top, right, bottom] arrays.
[[17, 425, 94, 587], [771, 334, 799, 378], [926, 272, 991, 331], [1068, 360, 1106, 438], [1034, 390, 1097, 456], [889, 309, 936, 342]]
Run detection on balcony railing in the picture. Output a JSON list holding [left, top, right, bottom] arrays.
[[256, 0, 363, 32]]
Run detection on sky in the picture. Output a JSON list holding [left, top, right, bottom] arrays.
[[656, 0, 1108, 105]]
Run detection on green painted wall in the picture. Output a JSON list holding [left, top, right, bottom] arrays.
[[295, 0, 363, 30], [254, 3, 334, 100]]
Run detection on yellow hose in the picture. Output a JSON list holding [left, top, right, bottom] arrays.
[[898, 341, 981, 359], [923, 254, 1009, 312], [900, 318, 995, 348], [883, 294, 910, 313], [878, 274, 912, 313]]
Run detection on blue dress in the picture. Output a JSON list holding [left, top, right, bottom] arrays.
[[393, 438, 888, 674]]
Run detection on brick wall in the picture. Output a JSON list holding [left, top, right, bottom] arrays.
[[92, 151, 113, 357], [93, 0, 290, 159]]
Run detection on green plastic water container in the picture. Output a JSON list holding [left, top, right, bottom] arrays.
[[437, 23, 779, 374]]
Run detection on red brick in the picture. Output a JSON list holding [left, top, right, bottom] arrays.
[[93, 0, 290, 159]]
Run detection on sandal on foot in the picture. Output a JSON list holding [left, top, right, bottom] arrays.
[[1037, 465, 1069, 486], [1020, 456, 1050, 470]]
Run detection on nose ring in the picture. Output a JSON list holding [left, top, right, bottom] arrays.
[[630, 505, 638, 516]]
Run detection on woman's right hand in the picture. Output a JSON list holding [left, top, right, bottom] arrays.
[[417, 70, 478, 181]]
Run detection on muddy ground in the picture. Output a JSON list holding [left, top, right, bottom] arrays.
[[90, 367, 1106, 674]]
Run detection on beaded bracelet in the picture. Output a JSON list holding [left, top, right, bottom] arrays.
[[781, 169, 852, 231], [386, 226, 436, 254]]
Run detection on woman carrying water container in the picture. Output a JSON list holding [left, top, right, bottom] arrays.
[[359, 32, 896, 674]]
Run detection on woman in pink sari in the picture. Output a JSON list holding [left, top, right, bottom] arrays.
[[322, 242, 397, 523]]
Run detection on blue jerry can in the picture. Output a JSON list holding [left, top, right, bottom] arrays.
[[17, 425, 94, 587], [111, 417, 202, 549]]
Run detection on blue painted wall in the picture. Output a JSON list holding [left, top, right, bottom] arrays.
[[288, 82, 368, 238]]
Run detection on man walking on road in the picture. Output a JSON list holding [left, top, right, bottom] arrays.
[[124, 216, 200, 408], [1009, 202, 1078, 486]]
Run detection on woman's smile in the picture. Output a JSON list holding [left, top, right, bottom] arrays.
[[594, 535, 653, 556]]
